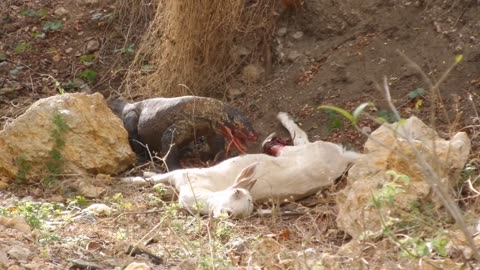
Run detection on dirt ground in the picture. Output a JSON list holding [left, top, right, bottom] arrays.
[[1, 0, 480, 269]]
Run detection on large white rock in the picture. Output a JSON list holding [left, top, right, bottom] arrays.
[[336, 116, 471, 238], [0, 93, 135, 181]]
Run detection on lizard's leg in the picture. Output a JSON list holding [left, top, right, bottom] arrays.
[[161, 122, 195, 171], [123, 110, 149, 162], [207, 134, 226, 163]]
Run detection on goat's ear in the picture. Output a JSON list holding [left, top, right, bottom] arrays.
[[232, 162, 258, 191], [233, 178, 257, 192]]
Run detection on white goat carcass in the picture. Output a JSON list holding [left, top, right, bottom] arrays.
[[122, 112, 361, 218]]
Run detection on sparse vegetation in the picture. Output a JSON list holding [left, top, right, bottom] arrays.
[[79, 69, 98, 84], [1, 0, 480, 268], [15, 42, 32, 54], [42, 20, 62, 31], [44, 112, 69, 184]]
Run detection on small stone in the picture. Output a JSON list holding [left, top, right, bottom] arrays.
[[228, 239, 249, 253], [78, 181, 106, 198], [178, 258, 197, 270], [277, 27, 288, 37], [65, 48, 73, 54], [124, 262, 151, 270], [0, 62, 11, 74], [7, 245, 32, 261], [54, 7, 69, 16], [52, 54, 62, 62], [83, 203, 112, 217], [287, 50, 301, 62], [291, 31, 304, 39], [85, 39, 100, 53], [454, 44, 464, 54]]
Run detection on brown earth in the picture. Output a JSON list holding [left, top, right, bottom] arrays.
[[1, 0, 480, 269]]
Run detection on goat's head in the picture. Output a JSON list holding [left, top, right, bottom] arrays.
[[211, 162, 258, 218]]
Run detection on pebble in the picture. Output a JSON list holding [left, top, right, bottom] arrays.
[[291, 31, 304, 39], [83, 203, 112, 217], [227, 239, 249, 253], [85, 39, 100, 53], [7, 245, 32, 261], [124, 262, 151, 270], [0, 62, 11, 74], [54, 7, 69, 16], [277, 27, 288, 37], [287, 50, 302, 62], [454, 44, 464, 54], [65, 48, 73, 54]]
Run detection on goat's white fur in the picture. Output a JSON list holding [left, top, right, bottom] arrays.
[[122, 112, 361, 218]]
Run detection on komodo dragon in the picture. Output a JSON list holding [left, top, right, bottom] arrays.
[[108, 96, 258, 171]]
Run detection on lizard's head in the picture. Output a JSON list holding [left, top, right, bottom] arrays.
[[220, 105, 257, 154]]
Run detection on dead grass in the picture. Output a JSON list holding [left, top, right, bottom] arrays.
[[121, 0, 278, 99]]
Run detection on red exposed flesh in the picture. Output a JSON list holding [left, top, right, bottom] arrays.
[[223, 126, 247, 154]]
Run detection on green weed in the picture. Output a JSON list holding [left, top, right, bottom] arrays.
[[15, 43, 32, 54], [44, 113, 70, 184], [43, 20, 62, 31], [79, 69, 98, 84], [16, 156, 32, 183], [79, 54, 96, 64]]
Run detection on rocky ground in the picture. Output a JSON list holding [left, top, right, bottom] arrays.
[[1, 0, 480, 269]]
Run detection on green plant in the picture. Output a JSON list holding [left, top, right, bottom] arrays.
[[67, 196, 90, 208], [0, 201, 64, 230], [214, 215, 234, 239], [38, 8, 49, 19], [32, 32, 46, 39], [399, 235, 449, 258], [105, 193, 132, 211], [116, 228, 128, 240], [319, 102, 373, 128], [64, 81, 79, 90], [79, 69, 98, 84], [79, 54, 96, 64], [408, 87, 425, 99], [16, 156, 32, 183], [21, 9, 37, 17], [15, 43, 32, 54], [324, 110, 344, 133], [43, 20, 62, 31], [371, 170, 410, 208], [44, 113, 70, 184], [377, 110, 398, 124]]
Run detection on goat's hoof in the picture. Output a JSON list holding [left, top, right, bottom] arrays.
[[277, 112, 292, 123]]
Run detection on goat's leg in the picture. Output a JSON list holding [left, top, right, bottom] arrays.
[[277, 112, 309, 145], [120, 169, 180, 185]]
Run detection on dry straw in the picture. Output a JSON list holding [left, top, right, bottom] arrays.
[[123, 0, 277, 98]]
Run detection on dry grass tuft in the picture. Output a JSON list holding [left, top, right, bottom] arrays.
[[122, 0, 278, 98]]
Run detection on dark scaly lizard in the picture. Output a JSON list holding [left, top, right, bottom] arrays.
[[108, 96, 257, 171]]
